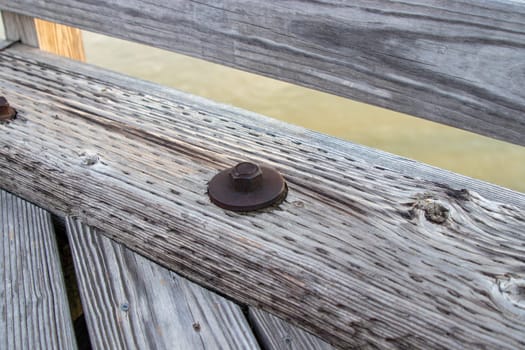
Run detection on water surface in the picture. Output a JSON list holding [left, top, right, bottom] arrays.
[[1, 21, 522, 192], [82, 31, 524, 192]]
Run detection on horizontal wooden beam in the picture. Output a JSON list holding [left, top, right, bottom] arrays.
[[0, 1, 524, 145], [0, 46, 524, 349]]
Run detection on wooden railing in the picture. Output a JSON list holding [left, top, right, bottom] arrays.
[[2, 0, 525, 145], [1, 1, 524, 349], [1, 13, 84, 59]]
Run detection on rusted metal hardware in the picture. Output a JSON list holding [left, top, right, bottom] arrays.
[[208, 162, 287, 212], [0, 96, 17, 122]]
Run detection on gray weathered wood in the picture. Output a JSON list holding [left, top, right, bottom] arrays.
[[65, 218, 259, 350], [0, 189, 77, 350], [8, 44, 524, 209], [1, 11, 37, 46], [249, 309, 334, 350], [0, 46, 525, 349], [0, 39, 15, 51], [1, 0, 524, 145]]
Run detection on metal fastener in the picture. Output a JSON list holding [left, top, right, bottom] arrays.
[[0, 96, 17, 122], [120, 302, 129, 312], [208, 162, 287, 212]]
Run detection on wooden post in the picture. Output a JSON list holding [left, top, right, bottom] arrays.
[[2, 12, 84, 61], [1, 11, 38, 46], [34, 19, 85, 61]]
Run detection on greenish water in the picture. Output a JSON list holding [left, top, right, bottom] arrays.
[[82, 31, 524, 193], [2, 22, 524, 192]]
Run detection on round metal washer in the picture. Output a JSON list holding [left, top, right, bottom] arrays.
[[0, 106, 16, 122], [208, 163, 287, 212]]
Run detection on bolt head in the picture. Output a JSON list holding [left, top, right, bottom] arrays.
[[208, 162, 287, 211], [230, 162, 263, 192], [0, 96, 8, 114], [0, 96, 16, 122], [120, 303, 129, 312]]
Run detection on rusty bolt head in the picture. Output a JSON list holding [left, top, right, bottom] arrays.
[[0, 96, 17, 122], [208, 162, 287, 212], [230, 162, 263, 192]]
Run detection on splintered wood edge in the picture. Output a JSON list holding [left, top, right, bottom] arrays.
[[0, 46, 524, 349]]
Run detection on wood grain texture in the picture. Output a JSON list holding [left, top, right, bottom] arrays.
[[8, 44, 523, 209], [249, 309, 334, 350], [1, 11, 37, 46], [0, 189, 77, 350], [0, 46, 524, 349], [0, 39, 14, 50], [1, 0, 524, 145], [34, 19, 85, 61], [65, 218, 259, 350]]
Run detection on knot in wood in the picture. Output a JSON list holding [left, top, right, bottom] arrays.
[[498, 276, 525, 310], [411, 194, 450, 224], [423, 200, 449, 224], [79, 151, 99, 166]]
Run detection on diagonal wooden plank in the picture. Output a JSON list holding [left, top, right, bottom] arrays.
[[0, 46, 524, 349], [0, 189, 77, 350], [249, 309, 335, 350], [1, 0, 524, 145], [4, 44, 523, 208], [65, 218, 260, 350]]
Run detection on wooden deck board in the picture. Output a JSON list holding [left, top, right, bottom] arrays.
[[0, 189, 77, 350], [0, 46, 524, 348], [249, 309, 334, 350], [1, 0, 524, 145], [65, 218, 260, 350]]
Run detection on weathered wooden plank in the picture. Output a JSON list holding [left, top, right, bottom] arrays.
[[1, 11, 85, 60], [1, 11, 37, 46], [1, 0, 524, 145], [34, 19, 85, 61], [249, 309, 334, 350], [65, 218, 259, 350], [0, 46, 524, 349], [14, 44, 525, 208], [0, 189, 77, 349], [0, 39, 14, 50]]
